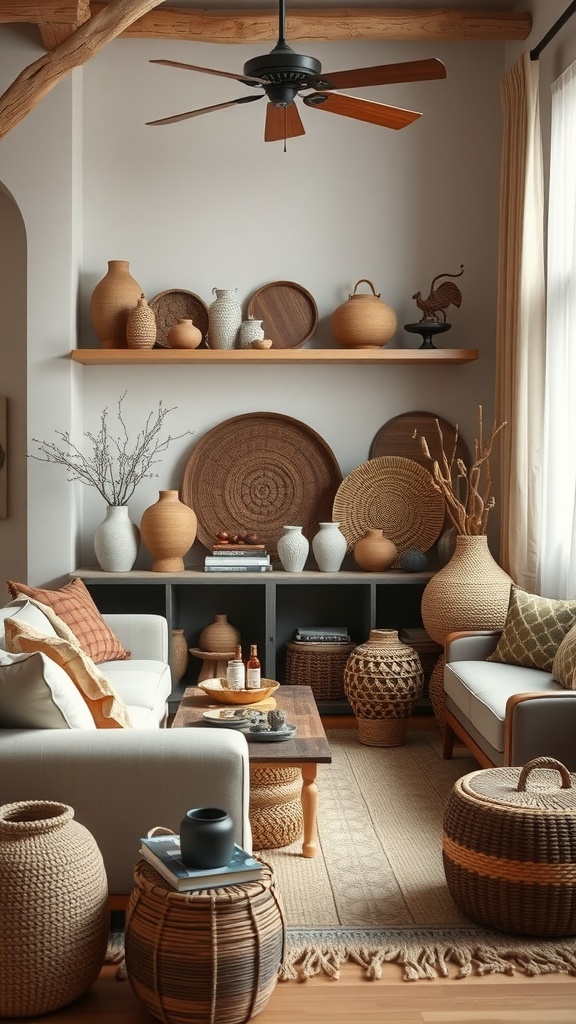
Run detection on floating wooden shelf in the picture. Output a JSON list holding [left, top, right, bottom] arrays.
[[71, 348, 479, 366]]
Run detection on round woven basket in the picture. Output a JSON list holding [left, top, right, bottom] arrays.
[[0, 800, 109, 1018], [443, 758, 576, 937], [285, 641, 356, 701], [125, 859, 285, 1024], [250, 766, 303, 849]]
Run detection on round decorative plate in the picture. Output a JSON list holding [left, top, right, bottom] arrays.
[[246, 281, 318, 349], [246, 724, 297, 742], [333, 456, 445, 555], [149, 288, 209, 348], [202, 708, 265, 726], [181, 412, 342, 555]]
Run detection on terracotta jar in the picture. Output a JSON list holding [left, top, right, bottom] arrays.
[[90, 259, 143, 349], [140, 490, 198, 572], [167, 318, 203, 350], [331, 279, 397, 350], [353, 529, 397, 571], [343, 629, 424, 746], [198, 614, 241, 653]]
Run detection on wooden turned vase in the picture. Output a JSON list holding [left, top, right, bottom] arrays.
[[140, 490, 197, 572]]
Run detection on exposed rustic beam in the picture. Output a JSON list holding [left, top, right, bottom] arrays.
[[0, 1, 89, 22], [0, 0, 164, 141], [89, 4, 532, 44]]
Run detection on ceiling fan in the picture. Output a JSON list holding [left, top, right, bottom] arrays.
[[147, 0, 446, 144]]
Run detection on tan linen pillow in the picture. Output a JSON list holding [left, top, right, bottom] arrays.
[[552, 622, 576, 690], [487, 584, 576, 671], [6, 578, 130, 664], [0, 649, 97, 729], [5, 618, 133, 729]]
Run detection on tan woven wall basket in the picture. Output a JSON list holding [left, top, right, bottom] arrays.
[[125, 859, 285, 1024], [443, 757, 576, 938], [285, 641, 356, 701]]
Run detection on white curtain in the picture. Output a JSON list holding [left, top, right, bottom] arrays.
[[539, 60, 576, 599]]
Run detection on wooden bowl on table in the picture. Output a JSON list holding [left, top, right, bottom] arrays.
[[198, 679, 279, 704]]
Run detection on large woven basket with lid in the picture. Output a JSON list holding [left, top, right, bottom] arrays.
[[443, 757, 576, 937]]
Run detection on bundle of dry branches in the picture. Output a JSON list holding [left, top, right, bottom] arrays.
[[414, 406, 506, 536]]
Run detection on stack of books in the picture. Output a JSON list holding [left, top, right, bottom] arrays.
[[139, 833, 266, 892], [204, 544, 272, 573], [294, 626, 351, 643]]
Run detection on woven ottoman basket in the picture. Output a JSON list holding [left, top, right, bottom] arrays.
[[250, 765, 303, 849], [125, 859, 285, 1024], [285, 641, 356, 701], [443, 757, 576, 937]]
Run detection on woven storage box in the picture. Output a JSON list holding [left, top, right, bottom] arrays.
[[285, 641, 356, 700], [443, 757, 576, 937], [125, 859, 285, 1024]]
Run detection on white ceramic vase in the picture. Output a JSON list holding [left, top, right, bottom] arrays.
[[94, 505, 140, 572], [238, 318, 265, 349], [312, 522, 347, 572], [277, 525, 309, 572], [208, 288, 242, 349]]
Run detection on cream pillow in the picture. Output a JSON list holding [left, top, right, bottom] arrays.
[[552, 622, 576, 690], [487, 584, 576, 671], [0, 598, 58, 649], [5, 618, 133, 730], [0, 650, 97, 729]]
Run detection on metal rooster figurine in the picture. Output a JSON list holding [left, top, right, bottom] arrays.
[[413, 265, 464, 323]]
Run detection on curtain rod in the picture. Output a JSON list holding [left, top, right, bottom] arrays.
[[530, 1, 576, 60]]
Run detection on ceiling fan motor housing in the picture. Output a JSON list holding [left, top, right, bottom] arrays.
[[243, 48, 322, 107]]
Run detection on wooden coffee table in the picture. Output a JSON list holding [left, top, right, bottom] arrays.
[[171, 685, 332, 858]]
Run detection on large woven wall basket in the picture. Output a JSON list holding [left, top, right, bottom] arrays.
[[443, 757, 576, 938], [125, 859, 285, 1024]]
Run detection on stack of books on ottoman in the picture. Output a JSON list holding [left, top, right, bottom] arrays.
[[140, 833, 265, 891], [204, 543, 272, 573]]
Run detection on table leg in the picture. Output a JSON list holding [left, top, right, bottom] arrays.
[[299, 763, 318, 858]]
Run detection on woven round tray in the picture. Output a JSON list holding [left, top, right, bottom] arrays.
[[149, 288, 209, 347], [333, 456, 445, 555], [181, 412, 342, 554], [443, 757, 576, 937], [125, 859, 285, 1024]]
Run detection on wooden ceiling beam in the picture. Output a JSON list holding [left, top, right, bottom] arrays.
[[0, 1, 89, 22], [88, 5, 532, 44]]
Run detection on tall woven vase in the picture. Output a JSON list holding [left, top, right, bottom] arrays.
[[421, 534, 512, 728], [90, 259, 143, 348], [140, 489, 198, 572], [343, 629, 424, 747], [0, 800, 109, 1018], [208, 288, 242, 349]]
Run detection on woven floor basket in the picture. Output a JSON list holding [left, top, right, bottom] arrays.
[[285, 641, 356, 701], [250, 766, 303, 849], [443, 757, 576, 937], [125, 859, 285, 1024]]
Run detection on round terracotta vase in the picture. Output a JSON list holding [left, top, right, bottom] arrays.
[[140, 490, 197, 572], [167, 318, 202, 350], [90, 259, 143, 349], [343, 629, 424, 746], [353, 530, 397, 572], [198, 613, 241, 653], [421, 534, 512, 646]]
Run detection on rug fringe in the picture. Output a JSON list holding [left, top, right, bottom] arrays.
[[280, 929, 576, 983]]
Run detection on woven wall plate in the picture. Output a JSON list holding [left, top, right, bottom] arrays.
[[149, 289, 209, 348], [333, 456, 445, 555], [247, 281, 318, 348], [181, 412, 342, 555]]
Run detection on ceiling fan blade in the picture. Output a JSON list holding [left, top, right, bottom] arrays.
[[303, 92, 421, 130], [264, 102, 306, 143], [147, 95, 262, 126], [307, 58, 446, 92], [150, 59, 266, 87]]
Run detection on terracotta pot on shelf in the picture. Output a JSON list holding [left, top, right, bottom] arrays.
[[353, 529, 397, 572], [198, 614, 241, 653], [90, 260, 143, 349], [140, 490, 197, 572], [331, 279, 397, 350], [167, 318, 202, 350]]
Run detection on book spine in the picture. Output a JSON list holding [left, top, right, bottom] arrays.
[[205, 558, 271, 567], [210, 547, 268, 555], [204, 565, 273, 573]]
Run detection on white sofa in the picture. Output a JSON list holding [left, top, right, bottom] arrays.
[[443, 629, 576, 769], [0, 599, 252, 898]]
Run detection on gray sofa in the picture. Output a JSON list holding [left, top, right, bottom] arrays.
[[443, 629, 576, 770], [0, 600, 252, 898]]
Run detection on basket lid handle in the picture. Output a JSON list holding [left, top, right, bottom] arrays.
[[351, 279, 380, 298], [517, 757, 572, 792]]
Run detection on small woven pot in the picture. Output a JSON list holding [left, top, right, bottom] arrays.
[[0, 800, 109, 1018], [250, 766, 304, 849], [331, 279, 397, 349], [443, 758, 576, 937], [344, 629, 424, 746], [198, 613, 241, 653], [126, 294, 157, 349], [125, 859, 285, 1024]]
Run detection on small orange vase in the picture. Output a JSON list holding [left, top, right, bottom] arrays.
[[353, 529, 397, 571], [140, 490, 197, 572]]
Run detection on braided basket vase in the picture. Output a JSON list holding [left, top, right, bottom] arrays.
[[344, 629, 424, 746], [443, 758, 576, 937], [0, 800, 109, 1018]]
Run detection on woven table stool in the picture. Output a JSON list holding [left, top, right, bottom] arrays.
[[125, 859, 285, 1024], [285, 641, 356, 702], [250, 766, 304, 849], [443, 757, 576, 937]]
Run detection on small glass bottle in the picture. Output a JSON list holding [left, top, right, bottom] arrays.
[[246, 644, 261, 689], [226, 644, 245, 690]]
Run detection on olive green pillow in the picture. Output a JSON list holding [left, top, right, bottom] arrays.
[[487, 584, 576, 671], [552, 622, 576, 689]]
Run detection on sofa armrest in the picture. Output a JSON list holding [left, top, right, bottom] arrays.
[[445, 630, 502, 663], [103, 613, 169, 663], [505, 690, 576, 769]]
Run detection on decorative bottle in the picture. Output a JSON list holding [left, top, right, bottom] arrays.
[[208, 288, 242, 349], [246, 644, 261, 689], [226, 645, 245, 690], [277, 525, 309, 572], [90, 259, 143, 349]]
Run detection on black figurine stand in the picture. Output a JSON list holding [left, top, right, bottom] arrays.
[[404, 321, 452, 350]]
